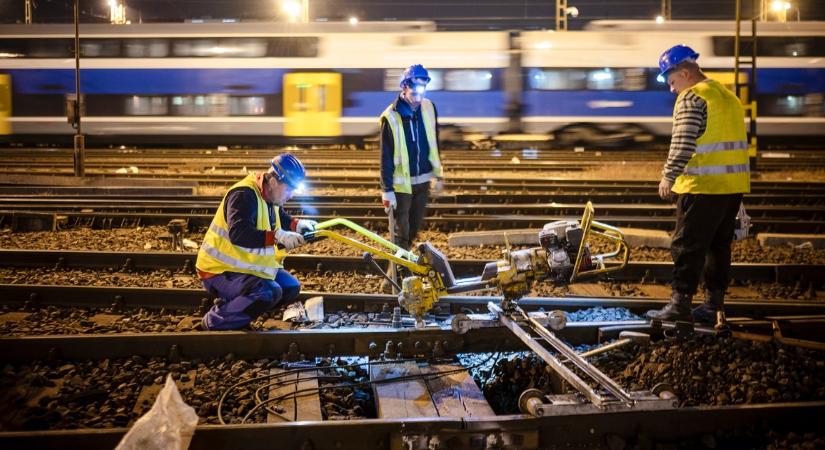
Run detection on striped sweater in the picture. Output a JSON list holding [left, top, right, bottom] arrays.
[[662, 89, 708, 183]]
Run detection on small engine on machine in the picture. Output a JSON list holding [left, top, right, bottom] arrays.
[[538, 219, 592, 283]]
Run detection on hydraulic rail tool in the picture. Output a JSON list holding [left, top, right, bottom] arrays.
[[304, 201, 629, 327]]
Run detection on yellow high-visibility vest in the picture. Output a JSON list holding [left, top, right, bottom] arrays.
[[672, 79, 750, 194], [380, 98, 442, 194], [196, 173, 286, 279]]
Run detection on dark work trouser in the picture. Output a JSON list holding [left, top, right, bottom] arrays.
[[201, 269, 300, 330], [671, 193, 743, 296], [393, 181, 430, 250]]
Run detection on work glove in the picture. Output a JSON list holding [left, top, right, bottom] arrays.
[[275, 228, 306, 250], [295, 219, 317, 234], [381, 191, 397, 214], [432, 177, 444, 194]]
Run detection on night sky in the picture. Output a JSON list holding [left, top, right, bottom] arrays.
[[1, 0, 823, 29]]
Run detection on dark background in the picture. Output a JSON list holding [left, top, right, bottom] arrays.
[[1, 0, 823, 29]]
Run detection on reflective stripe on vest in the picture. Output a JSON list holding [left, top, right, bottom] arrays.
[[671, 79, 751, 195], [200, 241, 277, 278], [695, 140, 749, 154], [380, 98, 441, 194], [685, 163, 750, 176], [208, 223, 275, 257], [195, 173, 284, 279]]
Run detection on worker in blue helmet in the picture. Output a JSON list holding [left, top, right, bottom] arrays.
[[379, 64, 445, 265], [195, 153, 316, 330], [646, 44, 750, 324]]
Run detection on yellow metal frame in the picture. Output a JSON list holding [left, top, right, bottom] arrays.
[[308, 218, 451, 322], [309, 218, 429, 274], [570, 201, 630, 282]]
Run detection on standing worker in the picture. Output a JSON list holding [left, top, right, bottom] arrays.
[[379, 64, 444, 252], [195, 153, 317, 330], [646, 45, 750, 322]]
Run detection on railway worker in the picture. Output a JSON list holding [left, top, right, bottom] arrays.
[[379, 63, 444, 251], [195, 153, 317, 330], [646, 45, 750, 323]]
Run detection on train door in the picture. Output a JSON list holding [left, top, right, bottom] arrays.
[[0, 74, 11, 135], [283, 73, 341, 137]]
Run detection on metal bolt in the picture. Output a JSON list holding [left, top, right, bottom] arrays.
[[392, 307, 402, 328]]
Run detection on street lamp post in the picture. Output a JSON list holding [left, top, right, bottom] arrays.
[[72, 0, 85, 177]]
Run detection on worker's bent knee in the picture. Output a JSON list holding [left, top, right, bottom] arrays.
[[281, 282, 300, 304]]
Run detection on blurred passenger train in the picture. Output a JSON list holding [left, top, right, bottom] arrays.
[[0, 20, 822, 147]]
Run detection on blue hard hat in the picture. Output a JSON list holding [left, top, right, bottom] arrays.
[[270, 153, 306, 190], [658, 44, 699, 77], [399, 64, 431, 88]]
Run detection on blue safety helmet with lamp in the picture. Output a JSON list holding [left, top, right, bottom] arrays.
[[657, 44, 699, 83], [399, 64, 431, 90], [270, 153, 306, 191]]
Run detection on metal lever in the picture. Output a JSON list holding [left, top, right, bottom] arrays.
[[363, 252, 401, 292]]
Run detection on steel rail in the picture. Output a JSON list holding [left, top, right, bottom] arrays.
[[0, 320, 627, 361], [0, 400, 822, 449], [5, 171, 825, 192], [1, 284, 824, 319], [1, 199, 821, 221], [3, 210, 823, 232], [1, 249, 822, 285], [2, 191, 824, 206]]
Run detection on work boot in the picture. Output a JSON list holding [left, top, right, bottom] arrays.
[[693, 290, 725, 324], [646, 292, 693, 321]]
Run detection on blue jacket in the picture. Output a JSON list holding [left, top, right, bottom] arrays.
[[380, 95, 439, 192], [224, 187, 293, 248]]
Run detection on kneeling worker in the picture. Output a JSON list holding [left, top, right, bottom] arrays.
[[195, 153, 317, 330]]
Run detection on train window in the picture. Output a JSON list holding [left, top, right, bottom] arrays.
[[0, 38, 73, 58], [713, 36, 825, 57], [621, 68, 647, 91], [229, 96, 266, 115], [218, 39, 267, 57], [317, 85, 327, 112], [296, 86, 308, 112], [444, 70, 492, 91], [81, 39, 121, 57], [1, 36, 317, 58], [760, 94, 824, 117], [528, 69, 587, 90], [172, 95, 210, 116], [172, 39, 220, 57], [586, 68, 624, 90], [124, 39, 169, 58], [126, 96, 168, 115], [0, 39, 29, 58], [265, 37, 318, 57], [383, 69, 399, 91], [427, 71, 443, 91]]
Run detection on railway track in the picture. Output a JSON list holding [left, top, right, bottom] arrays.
[[1, 147, 823, 169], [1, 190, 824, 205], [1, 149, 824, 448], [1, 300, 823, 449], [2, 249, 822, 286], [1, 249, 823, 324], [5, 208, 823, 233], [2, 197, 824, 220]]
